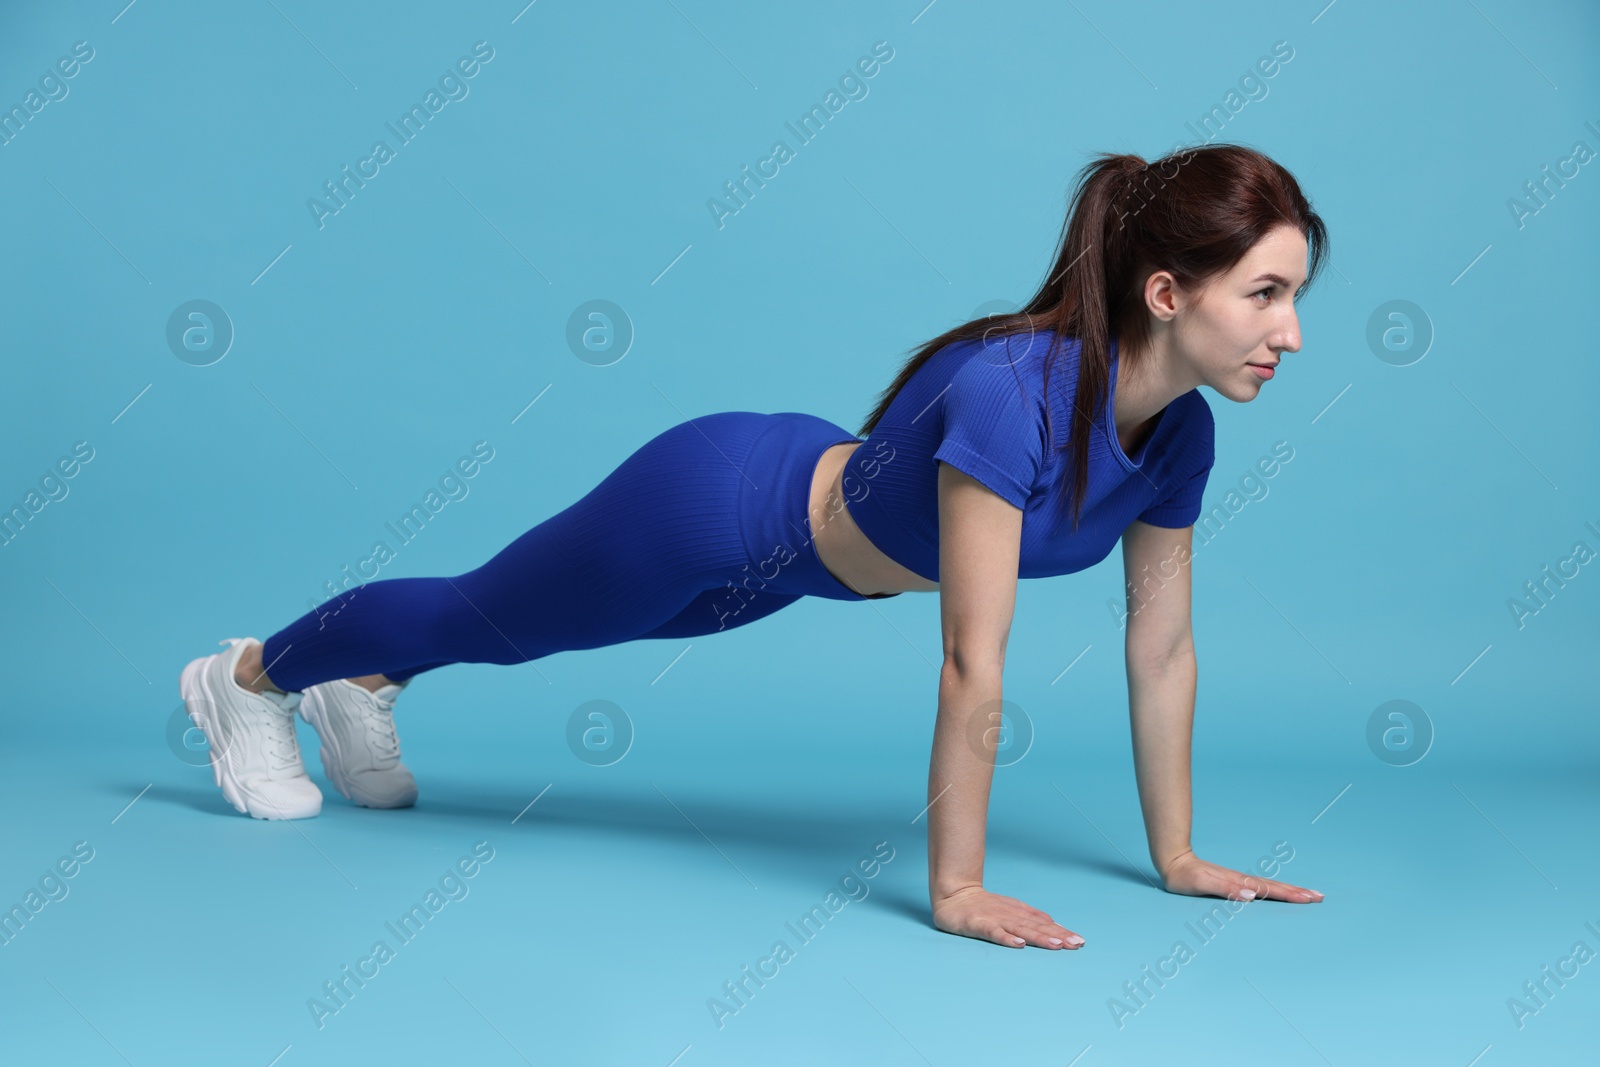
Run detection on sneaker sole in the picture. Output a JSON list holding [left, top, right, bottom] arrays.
[[299, 685, 416, 809], [180, 654, 321, 820]]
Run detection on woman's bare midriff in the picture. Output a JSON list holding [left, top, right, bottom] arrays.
[[808, 442, 941, 597]]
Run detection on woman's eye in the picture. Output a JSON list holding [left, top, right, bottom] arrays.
[[1253, 287, 1274, 302]]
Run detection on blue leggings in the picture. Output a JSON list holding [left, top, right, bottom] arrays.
[[259, 412, 897, 692]]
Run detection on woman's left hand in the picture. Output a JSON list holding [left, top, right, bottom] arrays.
[[1158, 849, 1324, 903]]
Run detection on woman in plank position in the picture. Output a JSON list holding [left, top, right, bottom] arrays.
[[181, 143, 1328, 949]]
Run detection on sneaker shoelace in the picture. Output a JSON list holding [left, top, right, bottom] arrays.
[[262, 702, 303, 773], [360, 692, 402, 764]]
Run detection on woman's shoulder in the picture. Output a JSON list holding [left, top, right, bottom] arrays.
[[937, 328, 1066, 395]]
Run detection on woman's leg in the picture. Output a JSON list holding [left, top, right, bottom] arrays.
[[628, 582, 806, 640], [248, 413, 789, 693], [260, 570, 810, 692], [267, 582, 810, 694]]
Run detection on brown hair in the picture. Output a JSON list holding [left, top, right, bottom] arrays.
[[856, 142, 1329, 531]]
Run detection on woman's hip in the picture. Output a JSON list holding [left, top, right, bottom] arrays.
[[485, 410, 874, 605], [733, 411, 875, 602]]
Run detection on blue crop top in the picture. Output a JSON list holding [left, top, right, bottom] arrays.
[[841, 330, 1215, 583]]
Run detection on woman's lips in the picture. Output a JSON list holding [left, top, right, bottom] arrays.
[[1248, 363, 1275, 380]]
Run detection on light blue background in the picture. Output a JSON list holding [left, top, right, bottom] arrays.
[[2, 1, 1597, 1064]]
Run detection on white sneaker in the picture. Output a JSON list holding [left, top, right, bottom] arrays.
[[179, 637, 322, 820], [298, 678, 417, 809]]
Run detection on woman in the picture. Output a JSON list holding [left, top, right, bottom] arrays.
[[181, 143, 1328, 950]]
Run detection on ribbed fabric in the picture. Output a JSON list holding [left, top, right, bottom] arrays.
[[259, 411, 872, 692], [842, 331, 1216, 582]]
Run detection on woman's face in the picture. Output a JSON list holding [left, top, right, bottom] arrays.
[[1173, 223, 1308, 402]]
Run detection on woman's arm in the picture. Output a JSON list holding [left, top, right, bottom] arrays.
[[1127, 649, 1199, 876], [1120, 519, 1324, 903], [1121, 519, 1199, 876], [927, 462, 1084, 949]]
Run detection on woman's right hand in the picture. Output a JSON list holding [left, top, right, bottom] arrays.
[[931, 885, 1085, 949]]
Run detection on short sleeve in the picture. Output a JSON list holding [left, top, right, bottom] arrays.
[[931, 346, 1046, 509], [1136, 398, 1215, 528]]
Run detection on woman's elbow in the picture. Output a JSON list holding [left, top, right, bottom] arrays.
[[941, 644, 1007, 681], [1125, 638, 1195, 676]]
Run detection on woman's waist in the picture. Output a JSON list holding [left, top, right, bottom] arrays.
[[833, 443, 941, 589]]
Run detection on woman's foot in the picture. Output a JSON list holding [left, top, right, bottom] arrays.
[[298, 679, 418, 809], [178, 638, 322, 820]]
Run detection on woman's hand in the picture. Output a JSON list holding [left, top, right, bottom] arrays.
[[931, 885, 1086, 949], [1159, 849, 1324, 903]]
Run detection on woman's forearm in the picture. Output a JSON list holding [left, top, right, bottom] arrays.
[[1125, 651, 1197, 878], [926, 661, 1003, 900]]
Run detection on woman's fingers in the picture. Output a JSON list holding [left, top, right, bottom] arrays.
[[1021, 922, 1085, 949], [1255, 878, 1324, 902], [1186, 865, 1249, 899], [1162, 857, 1326, 904], [1231, 874, 1325, 903], [999, 923, 1059, 949], [1001, 904, 1086, 948], [987, 922, 1026, 948], [1018, 926, 1060, 948], [932, 889, 1088, 950], [981, 916, 1085, 950]]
